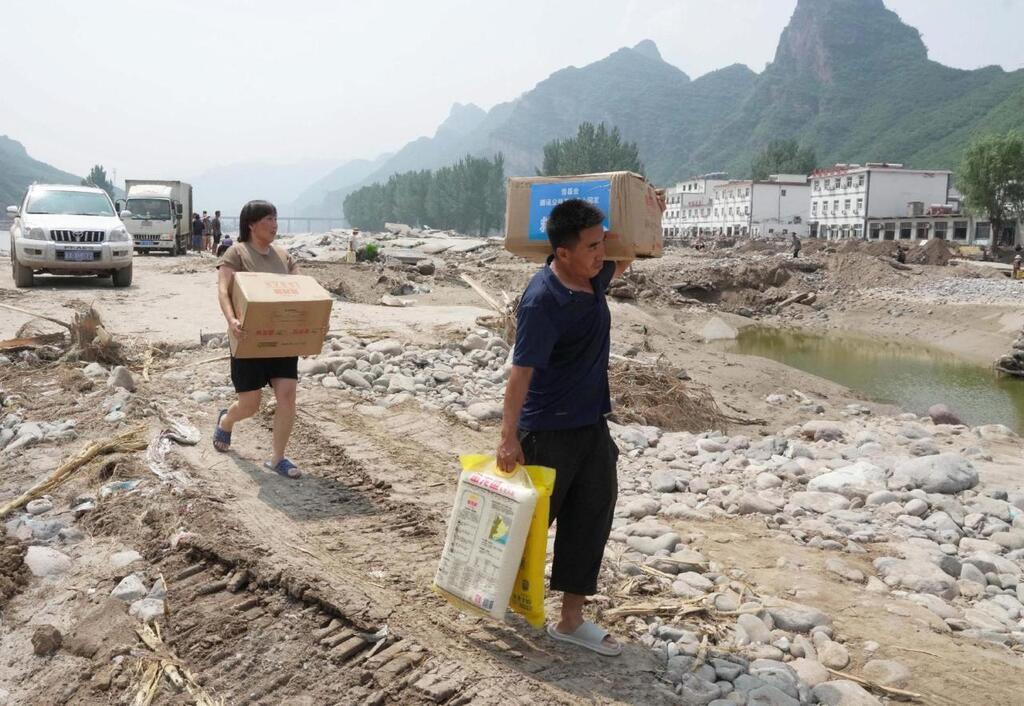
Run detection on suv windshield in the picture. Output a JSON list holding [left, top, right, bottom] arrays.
[[125, 198, 171, 220], [26, 190, 115, 216]]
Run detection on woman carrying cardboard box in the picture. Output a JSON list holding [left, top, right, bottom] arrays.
[[212, 200, 303, 479]]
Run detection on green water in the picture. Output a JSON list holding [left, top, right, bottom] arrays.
[[728, 327, 1024, 433]]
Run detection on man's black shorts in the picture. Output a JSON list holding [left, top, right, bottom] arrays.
[[230, 356, 298, 393]]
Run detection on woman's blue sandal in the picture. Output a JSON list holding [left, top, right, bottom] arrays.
[[265, 458, 301, 479], [213, 410, 231, 452]]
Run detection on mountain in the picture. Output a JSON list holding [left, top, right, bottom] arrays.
[[693, 0, 1024, 177], [0, 136, 81, 209], [289, 153, 393, 217], [341, 0, 1024, 195], [187, 159, 340, 218]]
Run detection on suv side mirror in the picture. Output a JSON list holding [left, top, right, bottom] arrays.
[[5, 206, 18, 216], [114, 199, 124, 213]]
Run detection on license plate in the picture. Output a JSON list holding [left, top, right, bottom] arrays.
[[141, 221, 153, 227], [64, 251, 94, 262], [138, 241, 156, 247]]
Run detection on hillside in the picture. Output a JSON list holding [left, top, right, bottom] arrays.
[[325, 0, 1024, 201], [0, 136, 80, 209], [289, 153, 393, 217]]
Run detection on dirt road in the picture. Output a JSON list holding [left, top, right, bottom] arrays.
[[2, 242, 1023, 704]]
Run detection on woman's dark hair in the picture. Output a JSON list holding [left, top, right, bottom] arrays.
[[238, 200, 277, 242], [546, 198, 605, 252]]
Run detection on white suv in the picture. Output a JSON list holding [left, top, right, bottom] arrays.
[[7, 184, 134, 288]]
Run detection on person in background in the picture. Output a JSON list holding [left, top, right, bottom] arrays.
[[202, 211, 212, 252], [213, 200, 302, 479], [216, 233, 234, 258], [895, 246, 906, 264], [211, 210, 222, 253], [1013, 254, 1022, 280], [191, 213, 204, 252], [791, 233, 801, 258]]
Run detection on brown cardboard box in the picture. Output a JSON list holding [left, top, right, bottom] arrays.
[[229, 272, 333, 359], [504, 171, 664, 262]]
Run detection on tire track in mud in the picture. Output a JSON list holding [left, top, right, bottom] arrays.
[[166, 396, 674, 705]]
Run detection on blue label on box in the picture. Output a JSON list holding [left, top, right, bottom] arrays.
[[527, 180, 611, 241]]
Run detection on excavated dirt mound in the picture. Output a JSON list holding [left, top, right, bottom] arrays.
[[907, 238, 954, 266], [0, 537, 28, 612]]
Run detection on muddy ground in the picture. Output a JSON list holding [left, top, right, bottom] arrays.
[[1, 242, 1023, 705]]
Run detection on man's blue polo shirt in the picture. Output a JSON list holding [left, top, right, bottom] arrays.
[[513, 258, 616, 432]]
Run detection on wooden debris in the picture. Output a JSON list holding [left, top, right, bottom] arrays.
[[0, 301, 72, 329], [0, 426, 148, 518], [601, 602, 706, 624], [826, 668, 923, 702], [134, 623, 223, 705], [0, 332, 65, 351]]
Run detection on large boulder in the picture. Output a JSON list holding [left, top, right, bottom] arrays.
[[812, 680, 882, 706], [873, 556, 958, 599], [928, 404, 963, 426], [790, 491, 851, 514], [807, 462, 886, 499], [889, 454, 978, 494], [801, 421, 845, 442], [764, 601, 832, 633]]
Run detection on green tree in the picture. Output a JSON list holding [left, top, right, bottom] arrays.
[[539, 122, 643, 176], [343, 154, 506, 235], [958, 132, 1024, 246], [750, 140, 816, 180], [81, 164, 115, 199]]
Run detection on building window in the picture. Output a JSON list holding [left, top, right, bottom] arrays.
[[975, 222, 991, 242], [869, 223, 882, 240], [846, 177, 853, 187], [954, 221, 968, 240], [858, 175, 865, 186], [856, 198, 863, 213], [811, 202, 817, 216], [934, 222, 947, 240], [781, 189, 787, 196], [814, 180, 820, 191], [844, 199, 851, 213], [884, 222, 896, 240], [916, 224, 928, 240], [833, 200, 839, 214], [744, 205, 749, 215], [899, 223, 912, 239], [854, 224, 863, 239]]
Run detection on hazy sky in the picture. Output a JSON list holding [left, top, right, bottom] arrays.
[[4, 0, 1023, 184]]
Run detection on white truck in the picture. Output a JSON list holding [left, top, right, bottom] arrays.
[[119, 180, 192, 255], [7, 184, 134, 288]]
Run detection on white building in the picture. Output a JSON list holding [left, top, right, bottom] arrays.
[[663, 174, 809, 239], [662, 173, 728, 239], [865, 208, 1021, 247], [809, 163, 953, 240]]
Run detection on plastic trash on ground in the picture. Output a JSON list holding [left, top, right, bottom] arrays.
[[434, 455, 546, 621]]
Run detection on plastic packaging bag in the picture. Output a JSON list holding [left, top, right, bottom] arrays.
[[433, 455, 538, 621], [509, 463, 556, 628]]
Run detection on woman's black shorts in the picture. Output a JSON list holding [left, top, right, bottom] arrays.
[[230, 356, 298, 393]]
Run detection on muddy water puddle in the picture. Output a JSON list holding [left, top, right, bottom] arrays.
[[727, 327, 1024, 432]]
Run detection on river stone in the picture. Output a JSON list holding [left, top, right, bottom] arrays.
[[889, 454, 978, 494], [862, 659, 911, 688], [904, 498, 929, 516], [650, 469, 680, 493], [297, 359, 329, 376], [747, 684, 800, 706], [815, 639, 850, 670], [807, 462, 886, 499], [466, 402, 502, 421], [991, 530, 1024, 551], [873, 556, 958, 598], [24, 546, 72, 577], [340, 370, 371, 390], [366, 339, 404, 356], [26, 498, 53, 515], [801, 421, 845, 442], [623, 498, 660, 519], [789, 658, 829, 687], [679, 675, 722, 704], [736, 494, 781, 515], [764, 602, 832, 633], [111, 574, 148, 602], [748, 659, 800, 699], [106, 366, 136, 392], [626, 533, 680, 556], [812, 680, 882, 706], [790, 491, 850, 514], [928, 404, 963, 426], [736, 614, 772, 645], [825, 557, 864, 583]]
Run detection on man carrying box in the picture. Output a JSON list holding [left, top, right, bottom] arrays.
[[496, 198, 632, 656]]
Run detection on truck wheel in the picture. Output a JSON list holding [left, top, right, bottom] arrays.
[[112, 264, 133, 288], [172, 240, 181, 256], [12, 254, 34, 288]]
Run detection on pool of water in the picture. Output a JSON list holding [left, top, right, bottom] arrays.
[[727, 327, 1024, 433]]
